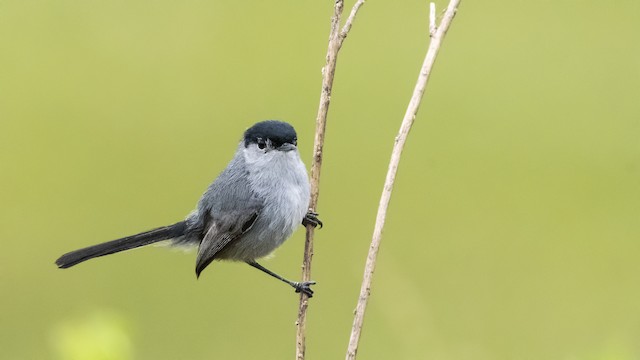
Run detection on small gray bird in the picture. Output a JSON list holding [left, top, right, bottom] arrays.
[[56, 120, 322, 297]]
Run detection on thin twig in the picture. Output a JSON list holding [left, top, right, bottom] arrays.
[[429, 2, 436, 36], [345, 1, 462, 359], [339, 0, 366, 47], [296, 1, 366, 360]]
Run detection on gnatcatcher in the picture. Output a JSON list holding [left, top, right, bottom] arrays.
[[56, 120, 322, 297]]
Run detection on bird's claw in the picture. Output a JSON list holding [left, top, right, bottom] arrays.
[[303, 211, 323, 229], [293, 280, 316, 297]]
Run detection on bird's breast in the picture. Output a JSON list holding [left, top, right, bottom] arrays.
[[224, 154, 310, 260]]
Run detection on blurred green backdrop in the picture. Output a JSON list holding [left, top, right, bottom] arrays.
[[1, 0, 639, 359]]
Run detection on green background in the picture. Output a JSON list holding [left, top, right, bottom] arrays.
[[1, 1, 639, 359]]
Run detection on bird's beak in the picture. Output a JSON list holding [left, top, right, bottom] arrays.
[[278, 143, 297, 152]]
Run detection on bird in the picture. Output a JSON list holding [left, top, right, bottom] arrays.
[[55, 120, 322, 297]]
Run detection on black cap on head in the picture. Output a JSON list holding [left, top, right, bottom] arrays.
[[244, 120, 297, 147]]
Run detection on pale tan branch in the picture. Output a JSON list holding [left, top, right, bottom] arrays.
[[345, 1, 462, 359], [295, 1, 366, 359], [339, 0, 366, 47], [429, 2, 436, 36]]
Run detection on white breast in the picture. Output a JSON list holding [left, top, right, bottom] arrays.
[[222, 147, 310, 261]]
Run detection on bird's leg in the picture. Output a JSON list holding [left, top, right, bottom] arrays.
[[247, 261, 315, 297], [302, 211, 323, 228]]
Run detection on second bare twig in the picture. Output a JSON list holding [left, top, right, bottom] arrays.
[[345, 1, 462, 359]]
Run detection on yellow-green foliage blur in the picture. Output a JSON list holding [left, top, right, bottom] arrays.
[[1, 1, 639, 359]]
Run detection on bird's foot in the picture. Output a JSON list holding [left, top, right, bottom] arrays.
[[293, 280, 316, 297], [303, 211, 323, 229]]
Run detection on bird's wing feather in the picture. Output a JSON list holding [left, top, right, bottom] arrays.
[[195, 209, 259, 277], [194, 152, 263, 277]]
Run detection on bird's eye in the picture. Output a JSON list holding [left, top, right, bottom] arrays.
[[257, 139, 266, 150]]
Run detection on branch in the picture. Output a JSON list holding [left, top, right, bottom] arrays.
[[339, 0, 366, 47], [429, 2, 436, 36], [296, 1, 366, 360], [345, 1, 462, 359]]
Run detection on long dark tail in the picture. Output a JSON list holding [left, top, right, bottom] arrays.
[[55, 221, 187, 269]]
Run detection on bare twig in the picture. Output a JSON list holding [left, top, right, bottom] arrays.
[[339, 0, 366, 46], [429, 2, 436, 36], [296, 1, 366, 360], [345, 1, 462, 359]]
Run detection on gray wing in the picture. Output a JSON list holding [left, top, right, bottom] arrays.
[[194, 150, 263, 277], [195, 210, 259, 277]]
